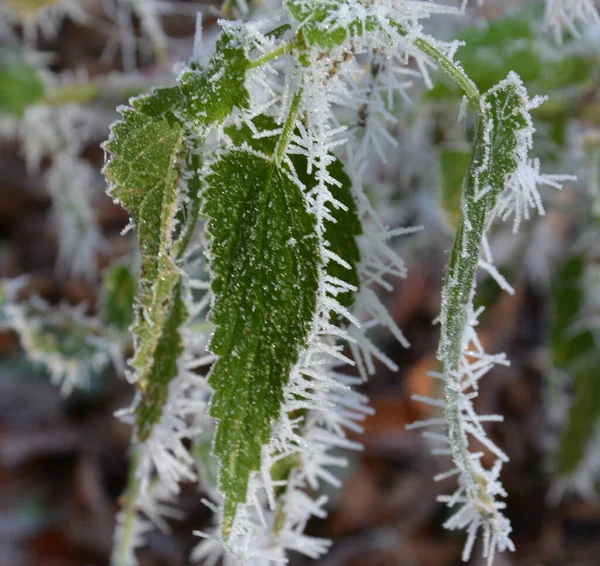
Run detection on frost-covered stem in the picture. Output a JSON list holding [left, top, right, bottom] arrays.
[[275, 87, 303, 164], [411, 36, 479, 107], [388, 19, 480, 108], [114, 447, 142, 566], [440, 118, 489, 489], [249, 40, 298, 69]]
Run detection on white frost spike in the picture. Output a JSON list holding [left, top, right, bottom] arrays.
[[112, 281, 215, 565], [478, 74, 575, 234], [19, 104, 110, 279], [544, 0, 600, 41]]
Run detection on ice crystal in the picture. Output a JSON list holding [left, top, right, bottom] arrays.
[[19, 104, 109, 279], [544, 0, 600, 41], [7, 297, 114, 394]]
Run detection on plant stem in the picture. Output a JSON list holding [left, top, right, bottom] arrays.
[[387, 19, 481, 109], [274, 87, 303, 164], [113, 447, 142, 566], [249, 41, 297, 69]]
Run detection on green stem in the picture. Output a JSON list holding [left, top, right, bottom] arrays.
[[113, 447, 142, 566], [388, 19, 481, 109], [249, 41, 297, 69], [274, 88, 303, 164], [173, 138, 203, 260]]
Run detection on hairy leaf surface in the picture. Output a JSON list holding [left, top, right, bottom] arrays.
[[286, 0, 375, 49], [203, 150, 320, 535], [178, 31, 250, 130], [104, 86, 189, 438], [226, 116, 362, 311]]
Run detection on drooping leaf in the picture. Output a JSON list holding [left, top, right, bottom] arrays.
[[203, 150, 320, 535], [135, 283, 188, 435], [0, 46, 45, 117], [104, 86, 189, 437], [178, 31, 251, 130]]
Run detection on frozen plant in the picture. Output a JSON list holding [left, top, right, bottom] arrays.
[[98, 1, 584, 565]]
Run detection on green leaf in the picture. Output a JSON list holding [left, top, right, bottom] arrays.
[[203, 150, 320, 536], [286, 0, 376, 49], [0, 46, 45, 117], [438, 77, 533, 495], [293, 156, 361, 312], [550, 255, 595, 370], [226, 115, 362, 312], [104, 86, 189, 438], [101, 262, 137, 333], [135, 283, 188, 435], [178, 31, 251, 130]]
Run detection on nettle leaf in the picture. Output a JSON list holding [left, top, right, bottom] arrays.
[[0, 46, 45, 117], [203, 150, 320, 535], [104, 86, 189, 438], [478, 83, 527, 201], [286, 0, 376, 49], [293, 156, 361, 311], [178, 31, 251, 130], [226, 115, 362, 311]]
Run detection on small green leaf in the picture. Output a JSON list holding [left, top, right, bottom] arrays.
[[550, 255, 594, 370], [178, 31, 251, 130], [286, 0, 376, 49], [135, 283, 188, 435], [203, 150, 320, 536], [0, 46, 45, 117]]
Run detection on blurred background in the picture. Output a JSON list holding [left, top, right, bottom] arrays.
[[1, 0, 599, 564]]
